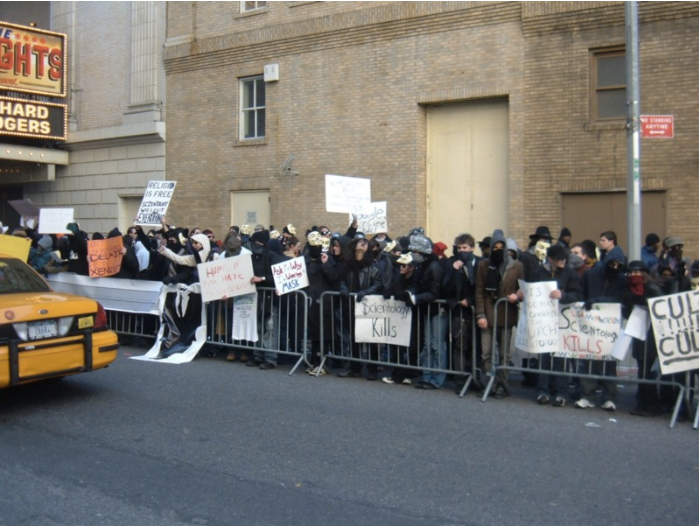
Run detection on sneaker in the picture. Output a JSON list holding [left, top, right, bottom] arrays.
[[552, 396, 566, 407], [259, 362, 277, 370], [226, 352, 237, 362], [537, 394, 550, 405], [574, 398, 595, 409], [381, 377, 395, 385], [601, 400, 616, 412], [401, 378, 412, 385], [308, 367, 327, 377]]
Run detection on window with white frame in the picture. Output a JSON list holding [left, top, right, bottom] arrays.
[[591, 48, 626, 121], [240, 76, 265, 140], [241, 1, 267, 12]]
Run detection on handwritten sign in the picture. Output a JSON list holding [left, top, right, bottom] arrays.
[[352, 201, 387, 235], [198, 254, 256, 303], [648, 291, 699, 375], [271, 257, 309, 295], [232, 293, 258, 342], [9, 199, 40, 228], [135, 181, 177, 225], [0, 235, 32, 261], [87, 236, 124, 278], [515, 281, 559, 353], [325, 174, 371, 213], [354, 296, 412, 347], [38, 208, 73, 234], [555, 303, 621, 360]]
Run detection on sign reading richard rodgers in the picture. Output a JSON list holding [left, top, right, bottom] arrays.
[[648, 290, 699, 375], [354, 296, 412, 347]]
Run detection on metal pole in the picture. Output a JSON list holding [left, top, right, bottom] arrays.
[[626, 1, 642, 261]]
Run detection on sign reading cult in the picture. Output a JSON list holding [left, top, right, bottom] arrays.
[[136, 181, 177, 226], [87, 237, 124, 278], [354, 296, 412, 347], [197, 254, 256, 303], [648, 290, 699, 375], [271, 257, 309, 295]]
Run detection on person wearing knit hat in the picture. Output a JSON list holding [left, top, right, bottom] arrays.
[[250, 229, 270, 245], [556, 227, 572, 258], [474, 229, 524, 398], [657, 235, 686, 279], [432, 241, 448, 259]]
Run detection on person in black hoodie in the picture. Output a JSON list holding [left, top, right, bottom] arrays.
[[322, 235, 351, 368], [576, 242, 626, 411]]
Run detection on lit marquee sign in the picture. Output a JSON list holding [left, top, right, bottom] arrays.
[[0, 22, 67, 97], [0, 95, 66, 140]]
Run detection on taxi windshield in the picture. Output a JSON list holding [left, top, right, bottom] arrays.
[[0, 258, 53, 294]]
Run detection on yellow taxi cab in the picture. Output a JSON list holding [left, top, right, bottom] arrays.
[[0, 253, 119, 388]]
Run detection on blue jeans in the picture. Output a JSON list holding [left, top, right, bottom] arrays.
[[419, 306, 448, 387]]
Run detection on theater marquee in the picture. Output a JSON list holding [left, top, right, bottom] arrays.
[[0, 22, 67, 97], [0, 95, 67, 140]]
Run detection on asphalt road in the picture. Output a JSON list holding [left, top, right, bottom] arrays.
[[1, 345, 697, 526]]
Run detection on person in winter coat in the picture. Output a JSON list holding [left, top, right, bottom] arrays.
[[304, 232, 335, 375], [475, 230, 524, 398], [28, 235, 54, 274]]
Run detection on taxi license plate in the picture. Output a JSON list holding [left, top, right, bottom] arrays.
[[28, 320, 59, 340]]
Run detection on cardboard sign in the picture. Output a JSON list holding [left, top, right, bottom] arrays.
[[515, 281, 559, 354], [352, 201, 388, 235], [135, 181, 177, 226], [354, 296, 412, 347], [325, 174, 371, 213], [9, 199, 40, 227], [87, 236, 124, 278], [648, 291, 699, 375], [38, 208, 74, 234], [197, 254, 257, 303], [271, 257, 309, 295], [0, 234, 32, 261], [555, 303, 622, 360]]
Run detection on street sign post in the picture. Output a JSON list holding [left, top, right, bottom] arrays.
[[640, 115, 674, 138]]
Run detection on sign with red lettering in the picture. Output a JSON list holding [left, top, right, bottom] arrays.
[[555, 303, 622, 360], [271, 256, 309, 295], [197, 254, 256, 303], [0, 21, 67, 97], [640, 115, 674, 139], [87, 236, 124, 278]]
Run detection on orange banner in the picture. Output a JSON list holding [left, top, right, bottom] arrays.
[[87, 237, 123, 278]]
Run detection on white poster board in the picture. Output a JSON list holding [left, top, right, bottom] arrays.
[[197, 254, 257, 303], [352, 201, 387, 235], [648, 291, 699, 375], [354, 296, 412, 347], [135, 181, 177, 226], [515, 281, 559, 354], [555, 303, 622, 360], [325, 174, 371, 213], [38, 208, 74, 234], [232, 293, 258, 342], [271, 257, 309, 295]]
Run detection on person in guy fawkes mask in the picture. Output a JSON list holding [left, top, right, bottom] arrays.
[[519, 226, 553, 282], [474, 229, 524, 398], [442, 233, 479, 392]]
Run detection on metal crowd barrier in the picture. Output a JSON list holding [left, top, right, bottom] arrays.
[[317, 291, 479, 392], [203, 287, 310, 375], [107, 310, 160, 342], [485, 297, 688, 428]]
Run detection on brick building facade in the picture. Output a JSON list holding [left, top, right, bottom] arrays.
[[162, 1, 698, 258]]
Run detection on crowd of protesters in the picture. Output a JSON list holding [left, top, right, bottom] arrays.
[[4, 217, 698, 419]]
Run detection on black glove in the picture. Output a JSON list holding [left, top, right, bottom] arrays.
[[355, 292, 366, 303], [382, 290, 392, 299], [583, 300, 594, 311], [162, 276, 173, 285], [339, 286, 349, 299], [395, 291, 409, 302]]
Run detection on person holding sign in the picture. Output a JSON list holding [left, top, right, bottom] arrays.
[[525, 245, 582, 407]]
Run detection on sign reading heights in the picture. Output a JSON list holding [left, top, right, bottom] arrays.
[[0, 21, 67, 140]]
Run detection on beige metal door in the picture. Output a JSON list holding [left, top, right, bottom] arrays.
[[427, 99, 509, 246], [230, 190, 271, 231]]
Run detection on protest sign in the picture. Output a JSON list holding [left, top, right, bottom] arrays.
[[648, 290, 699, 375], [271, 256, 309, 295], [352, 201, 387, 235], [232, 293, 258, 342], [625, 306, 649, 341], [38, 208, 73, 234], [135, 181, 177, 225], [325, 174, 371, 213], [197, 254, 256, 303], [515, 281, 559, 353], [555, 303, 622, 360], [0, 234, 32, 261], [9, 199, 40, 228], [354, 296, 412, 347], [87, 236, 124, 277]]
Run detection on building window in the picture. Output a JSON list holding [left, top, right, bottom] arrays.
[[241, 1, 267, 12], [591, 48, 626, 121], [240, 76, 265, 140]]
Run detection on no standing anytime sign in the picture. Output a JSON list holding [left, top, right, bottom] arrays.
[[640, 115, 674, 139]]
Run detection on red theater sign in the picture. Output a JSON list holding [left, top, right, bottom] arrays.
[[640, 115, 674, 139], [0, 22, 67, 97]]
